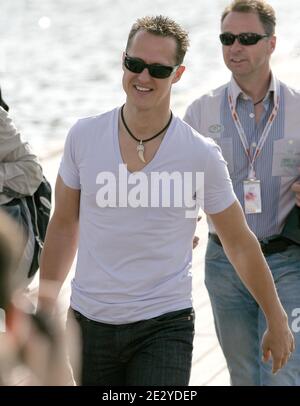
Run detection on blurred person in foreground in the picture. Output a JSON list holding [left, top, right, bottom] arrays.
[[184, 0, 300, 385], [0, 210, 78, 386], [38, 15, 293, 386], [0, 88, 43, 288]]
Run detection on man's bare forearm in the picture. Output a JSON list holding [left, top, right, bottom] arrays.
[[209, 202, 287, 326], [38, 215, 79, 311], [223, 231, 287, 326]]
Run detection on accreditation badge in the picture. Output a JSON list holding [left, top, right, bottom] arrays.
[[243, 179, 262, 214]]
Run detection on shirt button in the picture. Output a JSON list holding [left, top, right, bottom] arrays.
[[249, 113, 255, 118]]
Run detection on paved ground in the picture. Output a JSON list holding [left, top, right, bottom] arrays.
[[33, 152, 230, 386]]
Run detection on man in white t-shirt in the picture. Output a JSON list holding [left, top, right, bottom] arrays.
[[38, 15, 294, 386]]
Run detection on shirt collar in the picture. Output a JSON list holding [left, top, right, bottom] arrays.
[[229, 72, 277, 108]]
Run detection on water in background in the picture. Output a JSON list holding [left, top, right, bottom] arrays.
[[1, 0, 300, 154]]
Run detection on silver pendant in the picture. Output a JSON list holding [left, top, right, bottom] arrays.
[[137, 141, 146, 163]]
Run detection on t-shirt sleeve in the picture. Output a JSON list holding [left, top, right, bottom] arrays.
[[202, 141, 236, 214], [59, 123, 81, 190]]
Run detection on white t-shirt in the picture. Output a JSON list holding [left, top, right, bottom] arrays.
[[59, 107, 236, 324]]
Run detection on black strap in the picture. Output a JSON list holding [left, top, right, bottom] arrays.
[[208, 233, 295, 256]]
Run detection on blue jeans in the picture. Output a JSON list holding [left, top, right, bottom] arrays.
[[69, 307, 194, 386], [205, 238, 300, 386]]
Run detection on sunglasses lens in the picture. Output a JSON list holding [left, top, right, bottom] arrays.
[[124, 57, 144, 73], [220, 32, 267, 46], [219, 33, 235, 45], [149, 65, 173, 79], [125, 55, 175, 79], [239, 33, 261, 45]]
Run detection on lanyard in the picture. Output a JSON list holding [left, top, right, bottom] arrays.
[[228, 79, 280, 179]]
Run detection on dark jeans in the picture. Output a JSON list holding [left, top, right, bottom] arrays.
[[68, 307, 195, 386]]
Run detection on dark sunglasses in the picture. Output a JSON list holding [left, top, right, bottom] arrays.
[[124, 54, 178, 79], [219, 32, 269, 46]]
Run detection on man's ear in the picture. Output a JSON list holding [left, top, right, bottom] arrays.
[[122, 52, 126, 72], [269, 35, 276, 54], [172, 65, 185, 84]]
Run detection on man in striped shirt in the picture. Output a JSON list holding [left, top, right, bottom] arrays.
[[185, 0, 300, 386]]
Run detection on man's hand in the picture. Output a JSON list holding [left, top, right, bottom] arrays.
[[261, 318, 295, 374], [291, 180, 300, 207]]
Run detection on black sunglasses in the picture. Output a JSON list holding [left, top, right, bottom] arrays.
[[124, 54, 178, 79], [219, 32, 269, 46]]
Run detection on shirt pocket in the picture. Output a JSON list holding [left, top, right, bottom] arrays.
[[272, 138, 300, 177]]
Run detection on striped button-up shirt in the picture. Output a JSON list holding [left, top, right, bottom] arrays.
[[184, 73, 300, 240]]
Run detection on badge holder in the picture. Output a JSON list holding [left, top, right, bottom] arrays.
[[243, 179, 262, 214]]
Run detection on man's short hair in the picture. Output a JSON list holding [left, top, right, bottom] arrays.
[[221, 0, 276, 36], [125, 15, 189, 66]]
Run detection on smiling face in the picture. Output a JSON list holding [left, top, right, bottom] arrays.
[[122, 30, 185, 114], [221, 11, 276, 82]]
